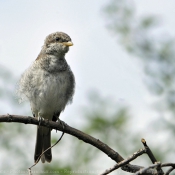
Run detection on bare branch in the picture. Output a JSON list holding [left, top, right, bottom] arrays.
[[99, 148, 146, 175], [0, 114, 159, 175], [162, 163, 175, 167], [141, 139, 157, 164], [0, 114, 124, 162], [141, 139, 164, 175]]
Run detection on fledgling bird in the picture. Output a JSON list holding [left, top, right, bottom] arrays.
[[17, 32, 75, 163]]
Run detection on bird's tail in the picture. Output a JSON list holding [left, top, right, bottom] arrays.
[[34, 126, 52, 163]]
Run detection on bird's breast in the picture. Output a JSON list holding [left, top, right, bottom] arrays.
[[30, 68, 73, 115]]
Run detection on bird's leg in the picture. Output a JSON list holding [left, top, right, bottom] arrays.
[[38, 113, 44, 127]]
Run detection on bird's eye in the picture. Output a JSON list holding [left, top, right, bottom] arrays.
[[55, 37, 60, 42]]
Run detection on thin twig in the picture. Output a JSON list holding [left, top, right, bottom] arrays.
[[28, 131, 65, 171], [99, 148, 146, 175], [28, 168, 32, 175], [162, 163, 175, 167], [141, 138, 157, 163], [165, 167, 175, 175]]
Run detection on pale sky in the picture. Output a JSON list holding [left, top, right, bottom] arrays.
[[1, 0, 175, 172], [0, 0, 175, 129]]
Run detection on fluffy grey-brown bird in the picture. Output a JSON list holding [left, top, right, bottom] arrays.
[[17, 32, 75, 163]]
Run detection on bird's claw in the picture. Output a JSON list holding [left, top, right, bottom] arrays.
[[38, 116, 44, 127], [57, 119, 67, 130]]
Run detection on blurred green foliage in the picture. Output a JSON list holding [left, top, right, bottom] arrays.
[[104, 0, 175, 112], [0, 65, 34, 172], [1, 1, 175, 174], [104, 0, 175, 167]]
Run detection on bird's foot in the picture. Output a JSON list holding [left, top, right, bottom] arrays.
[[57, 119, 67, 131], [38, 116, 45, 126]]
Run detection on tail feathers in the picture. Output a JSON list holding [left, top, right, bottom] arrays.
[[43, 130, 52, 162], [34, 126, 43, 163], [34, 126, 52, 163]]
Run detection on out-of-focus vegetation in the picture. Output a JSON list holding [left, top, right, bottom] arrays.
[[104, 0, 175, 108], [104, 0, 175, 163], [0, 65, 34, 171], [1, 1, 175, 174]]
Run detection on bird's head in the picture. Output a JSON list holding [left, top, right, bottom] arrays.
[[44, 32, 73, 55]]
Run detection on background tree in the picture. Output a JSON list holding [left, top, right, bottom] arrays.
[[104, 0, 175, 163], [0, 0, 175, 175]]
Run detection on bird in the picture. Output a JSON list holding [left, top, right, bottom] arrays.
[[17, 32, 75, 163]]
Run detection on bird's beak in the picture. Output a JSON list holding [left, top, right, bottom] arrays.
[[62, 41, 73, 46]]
